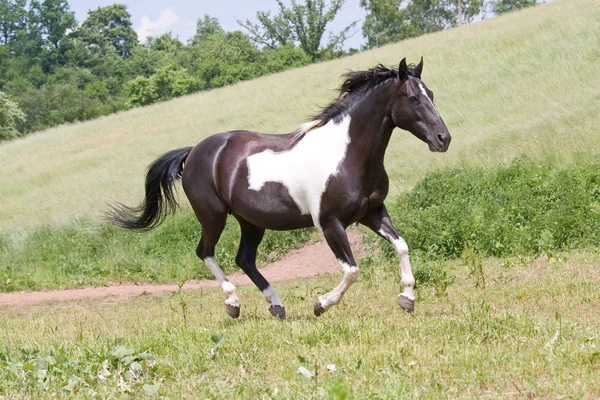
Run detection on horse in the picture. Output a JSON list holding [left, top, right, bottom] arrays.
[[110, 58, 451, 319]]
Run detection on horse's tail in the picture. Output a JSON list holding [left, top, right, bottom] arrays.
[[108, 147, 193, 231]]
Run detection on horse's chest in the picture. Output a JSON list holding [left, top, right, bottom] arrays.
[[246, 117, 352, 229]]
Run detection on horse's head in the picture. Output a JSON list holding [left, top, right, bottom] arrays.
[[390, 58, 451, 152]]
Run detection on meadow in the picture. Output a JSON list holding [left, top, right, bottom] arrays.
[[1, 0, 599, 397], [1, 250, 599, 397]]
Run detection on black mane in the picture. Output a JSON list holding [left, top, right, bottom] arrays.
[[313, 64, 418, 126]]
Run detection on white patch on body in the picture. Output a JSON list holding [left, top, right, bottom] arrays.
[[262, 286, 284, 307], [204, 257, 240, 307], [379, 230, 416, 300], [418, 82, 439, 117], [246, 116, 352, 230], [318, 260, 358, 310]]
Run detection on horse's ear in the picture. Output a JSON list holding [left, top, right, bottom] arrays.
[[398, 58, 408, 80], [415, 56, 424, 78]]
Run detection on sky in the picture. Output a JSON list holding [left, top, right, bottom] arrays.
[[69, 0, 367, 49]]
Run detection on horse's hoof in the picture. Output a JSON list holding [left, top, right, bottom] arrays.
[[269, 305, 286, 319], [313, 301, 325, 317], [397, 294, 415, 313], [225, 303, 240, 319]]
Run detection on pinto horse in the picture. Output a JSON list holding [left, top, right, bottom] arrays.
[[110, 58, 451, 319]]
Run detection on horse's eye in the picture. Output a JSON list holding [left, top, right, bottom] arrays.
[[409, 96, 419, 105]]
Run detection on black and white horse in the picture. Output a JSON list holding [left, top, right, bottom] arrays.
[[110, 58, 451, 319]]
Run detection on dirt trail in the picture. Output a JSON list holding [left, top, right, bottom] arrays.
[[0, 231, 365, 308]]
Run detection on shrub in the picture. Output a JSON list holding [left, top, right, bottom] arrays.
[[388, 156, 600, 260]]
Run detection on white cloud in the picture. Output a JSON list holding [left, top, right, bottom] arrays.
[[136, 9, 180, 42]]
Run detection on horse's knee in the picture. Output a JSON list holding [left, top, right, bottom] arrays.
[[344, 264, 359, 283]]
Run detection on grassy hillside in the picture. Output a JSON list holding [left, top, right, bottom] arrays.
[[1, 0, 599, 230]]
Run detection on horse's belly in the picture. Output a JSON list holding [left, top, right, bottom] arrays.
[[232, 181, 315, 230]]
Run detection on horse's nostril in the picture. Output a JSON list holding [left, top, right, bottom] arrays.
[[437, 133, 445, 143]]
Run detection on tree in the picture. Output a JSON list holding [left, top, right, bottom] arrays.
[[491, 0, 536, 14], [192, 14, 223, 45], [80, 4, 138, 57], [31, 0, 76, 49], [237, 10, 294, 49], [190, 28, 265, 89], [0, 91, 26, 140], [238, 0, 357, 61], [0, 0, 27, 45], [360, 0, 415, 49], [360, 0, 484, 49], [407, 0, 484, 32]]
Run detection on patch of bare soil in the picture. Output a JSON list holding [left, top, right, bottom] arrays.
[[0, 230, 366, 308]]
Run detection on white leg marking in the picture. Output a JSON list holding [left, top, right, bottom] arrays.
[[262, 286, 284, 308], [318, 261, 359, 310], [246, 116, 352, 230], [379, 230, 415, 300], [418, 82, 440, 117], [204, 257, 240, 307]]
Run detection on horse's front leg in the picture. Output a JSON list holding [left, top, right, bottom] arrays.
[[314, 219, 358, 316], [359, 204, 416, 312]]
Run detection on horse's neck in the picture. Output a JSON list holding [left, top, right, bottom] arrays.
[[346, 87, 395, 173]]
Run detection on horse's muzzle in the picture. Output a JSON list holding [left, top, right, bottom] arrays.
[[428, 131, 451, 153]]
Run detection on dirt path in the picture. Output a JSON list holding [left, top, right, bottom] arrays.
[[0, 231, 366, 308]]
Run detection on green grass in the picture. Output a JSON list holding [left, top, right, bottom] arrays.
[[0, 213, 314, 292], [1, 2, 599, 396], [0, 0, 598, 230], [1, 249, 599, 398], [2, 155, 598, 293], [385, 155, 600, 261]]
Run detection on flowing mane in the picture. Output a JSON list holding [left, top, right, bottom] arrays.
[[292, 63, 419, 139]]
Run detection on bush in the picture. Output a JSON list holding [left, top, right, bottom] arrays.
[[0, 91, 26, 140], [387, 156, 600, 260]]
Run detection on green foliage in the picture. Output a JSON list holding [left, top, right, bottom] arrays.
[[263, 44, 312, 72], [360, 0, 415, 49], [0, 90, 25, 139], [126, 66, 200, 107], [0, 0, 27, 45], [491, 0, 537, 14], [0, 344, 160, 396], [360, 0, 485, 49], [387, 156, 600, 260], [191, 14, 224, 46], [238, 0, 357, 61], [0, 211, 314, 292], [32, 0, 76, 49], [80, 4, 138, 57], [0, 0, 358, 137]]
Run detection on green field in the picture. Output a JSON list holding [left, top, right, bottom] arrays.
[[1, 250, 599, 397], [1, 0, 600, 397]]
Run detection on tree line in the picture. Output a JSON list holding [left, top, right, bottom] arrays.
[[0, 0, 536, 140]]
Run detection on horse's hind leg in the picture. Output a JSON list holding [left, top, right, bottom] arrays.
[[195, 212, 241, 318], [314, 219, 358, 316], [235, 218, 286, 319]]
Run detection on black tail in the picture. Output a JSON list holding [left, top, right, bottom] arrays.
[[108, 147, 193, 231]]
